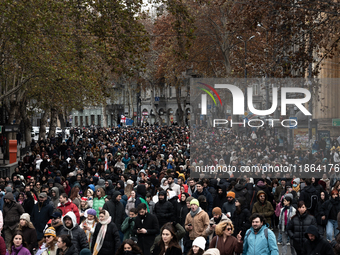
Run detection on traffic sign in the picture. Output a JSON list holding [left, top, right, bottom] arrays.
[[333, 119, 340, 126], [289, 117, 298, 129], [155, 97, 160, 101]]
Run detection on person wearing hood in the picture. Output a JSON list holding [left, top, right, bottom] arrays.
[[222, 192, 236, 219], [213, 185, 228, 209], [58, 193, 81, 224], [302, 225, 334, 255], [177, 193, 190, 227], [192, 182, 213, 217], [59, 211, 89, 253], [184, 199, 209, 252], [230, 197, 251, 241], [232, 179, 250, 209], [31, 192, 54, 241], [3, 192, 25, 249], [154, 190, 174, 228], [292, 178, 301, 197], [243, 213, 278, 255], [320, 189, 340, 242], [17, 213, 38, 255], [104, 180, 115, 197], [91, 210, 120, 255], [252, 190, 274, 227], [103, 190, 125, 232], [206, 207, 231, 243], [51, 187, 60, 209]]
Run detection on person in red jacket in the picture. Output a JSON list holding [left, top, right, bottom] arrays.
[[57, 193, 80, 224], [0, 236, 6, 255]]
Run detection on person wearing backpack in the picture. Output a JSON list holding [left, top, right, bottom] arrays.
[[299, 178, 319, 216], [243, 213, 278, 255], [320, 189, 340, 242]]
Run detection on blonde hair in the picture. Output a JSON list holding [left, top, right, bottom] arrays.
[[215, 221, 234, 236]]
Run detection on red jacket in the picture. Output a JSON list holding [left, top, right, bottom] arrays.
[[57, 199, 80, 224]]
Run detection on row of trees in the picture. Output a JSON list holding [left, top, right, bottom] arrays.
[[1, 0, 339, 144]]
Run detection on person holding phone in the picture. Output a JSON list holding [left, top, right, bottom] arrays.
[[206, 208, 231, 243]]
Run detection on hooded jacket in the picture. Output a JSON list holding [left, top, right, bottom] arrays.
[[59, 211, 89, 252], [252, 190, 274, 227], [57, 199, 80, 224], [102, 190, 125, 230], [56, 244, 78, 255], [3, 192, 25, 230], [299, 184, 318, 215], [232, 184, 250, 207], [213, 185, 228, 208], [177, 193, 190, 226], [302, 225, 334, 255], [51, 187, 60, 208], [154, 190, 174, 227]]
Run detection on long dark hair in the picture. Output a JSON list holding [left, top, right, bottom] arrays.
[[157, 223, 181, 255], [188, 247, 204, 255], [115, 239, 143, 255], [9, 232, 27, 254]]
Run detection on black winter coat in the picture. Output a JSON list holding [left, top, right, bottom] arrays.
[[152, 244, 182, 255], [56, 245, 78, 255], [154, 200, 174, 227], [320, 198, 340, 222], [177, 201, 189, 227], [232, 184, 250, 209], [91, 221, 121, 255], [22, 192, 35, 215], [59, 225, 89, 252], [231, 207, 251, 240], [299, 185, 318, 215], [315, 200, 327, 226], [102, 191, 125, 230], [213, 185, 228, 209], [133, 213, 159, 255], [31, 201, 54, 240], [287, 212, 317, 252], [301, 225, 334, 255]]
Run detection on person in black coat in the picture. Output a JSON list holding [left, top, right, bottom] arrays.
[[152, 224, 182, 255], [56, 235, 78, 255], [320, 189, 340, 241], [177, 193, 190, 227], [102, 190, 125, 231], [133, 203, 159, 255], [154, 190, 174, 228], [213, 185, 228, 209], [230, 197, 251, 240], [115, 239, 143, 255], [22, 191, 35, 215], [91, 210, 120, 255], [302, 225, 334, 255], [288, 201, 317, 255], [315, 191, 327, 237]]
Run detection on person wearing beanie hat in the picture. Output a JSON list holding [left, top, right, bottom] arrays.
[[191, 236, 206, 252], [252, 190, 274, 227], [292, 178, 301, 196], [210, 220, 243, 254], [18, 213, 38, 255], [184, 195, 209, 252], [35, 227, 58, 255], [79, 248, 92, 255], [222, 192, 236, 219], [203, 248, 220, 255], [79, 209, 98, 250], [206, 207, 232, 243]]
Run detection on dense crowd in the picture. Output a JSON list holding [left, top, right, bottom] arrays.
[[0, 126, 340, 255]]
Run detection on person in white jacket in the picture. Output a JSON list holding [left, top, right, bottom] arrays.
[[79, 209, 98, 250]]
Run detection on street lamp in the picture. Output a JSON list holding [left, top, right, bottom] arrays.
[[237, 35, 255, 137]]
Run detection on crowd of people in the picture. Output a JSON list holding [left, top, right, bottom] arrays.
[[0, 125, 340, 255]]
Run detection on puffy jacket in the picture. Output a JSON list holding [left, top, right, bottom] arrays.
[[31, 200, 54, 240], [56, 244, 78, 255], [184, 208, 209, 240], [57, 199, 80, 224], [302, 225, 334, 255], [243, 224, 279, 255], [299, 185, 318, 215], [59, 211, 89, 253], [91, 221, 120, 255], [320, 198, 340, 222], [102, 191, 125, 230], [121, 217, 135, 240], [252, 190, 274, 227], [192, 188, 213, 217], [231, 207, 251, 240], [154, 191, 174, 227], [213, 185, 228, 208], [177, 200, 190, 227], [232, 184, 250, 208], [3, 192, 25, 230], [92, 196, 107, 216], [287, 212, 317, 252]]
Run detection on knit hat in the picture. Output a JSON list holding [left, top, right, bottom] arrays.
[[203, 248, 220, 255], [186, 196, 194, 203], [127, 180, 134, 185], [44, 227, 56, 237], [212, 207, 222, 216], [293, 178, 300, 185], [20, 213, 30, 222], [87, 209, 97, 216], [190, 199, 200, 207], [79, 248, 91, 255], [192, 236, 206, 250], [4, 187, 12, 193], [284, 193, 293, 201], [81, 197, 88, 201], [227, 191, 235, 199]]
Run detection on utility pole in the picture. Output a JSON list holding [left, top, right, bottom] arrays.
[[308, 31, 313, 144]]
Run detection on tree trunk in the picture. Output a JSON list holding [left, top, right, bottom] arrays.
[[102, 104, 107, 127], [39, 111, 48, 140], [19, 98, 32, 146], [176, 85, 185, 126], [49, 107, 57, 138], [58, 112, 66, 128]]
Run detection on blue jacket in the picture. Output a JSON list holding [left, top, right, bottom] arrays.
[[243, 224, 279, 255]]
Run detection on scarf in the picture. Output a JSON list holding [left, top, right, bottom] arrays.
[[93, 210, 111, 255], [292, 184, 300, 193], [35, 243, 48, 255], [82, 219, 96, 249], [190, 207, 202, 218]]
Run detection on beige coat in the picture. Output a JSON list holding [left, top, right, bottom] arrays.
[[184, 208, 210, 240]]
